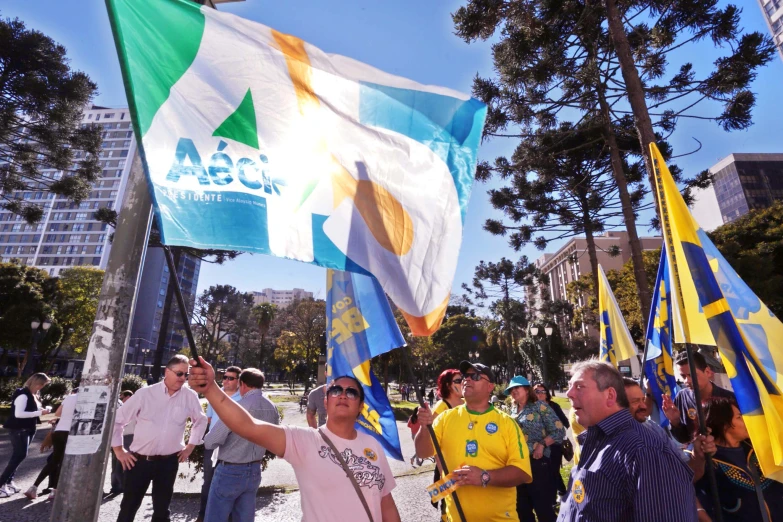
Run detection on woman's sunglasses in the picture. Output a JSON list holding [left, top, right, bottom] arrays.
[[452, 377, 463, 385], [327, 385, 361, 400]]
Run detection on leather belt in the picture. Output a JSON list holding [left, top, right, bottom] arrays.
[[131, 452, 177, 461], [217, 460, 262, 466]]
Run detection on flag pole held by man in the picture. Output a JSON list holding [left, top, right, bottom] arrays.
[[649, 143, 783, 483]]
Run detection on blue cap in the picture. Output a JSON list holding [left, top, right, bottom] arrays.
[[504, 375, 530, 394]]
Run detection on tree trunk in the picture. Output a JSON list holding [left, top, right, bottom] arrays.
[[503, 286, 515, 381], [152, 248, 180, 382], [604, 0, 660, 210], [596, 92, 652, 321], [258, 331, 267, 367], [577, 189, 601, 297]]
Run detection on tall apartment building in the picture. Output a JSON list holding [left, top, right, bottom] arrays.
[[0, 106, 134, 272], [691, 153, 783, 227], [758, 0, 783, 62], [0, 105, 200, 374], [251, 288, 313, 307], [127, 249, 201, 375], [529, 231, 663, 338]]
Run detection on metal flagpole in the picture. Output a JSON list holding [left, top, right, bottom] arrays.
[[400, 343, 468, 522], [51, 152, 153, 522]]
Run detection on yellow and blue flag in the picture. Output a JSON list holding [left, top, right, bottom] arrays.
[[326, 269, 404, 460], [651, 143, 783, 482], [598, 264, 640, 373], [643, 249, 679, 427]]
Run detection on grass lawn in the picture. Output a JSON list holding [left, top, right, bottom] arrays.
[[269, 395, 300, 404], [552, 397, 571, 410], [560, 463, 573, 483], [390, 400, 420, 409]]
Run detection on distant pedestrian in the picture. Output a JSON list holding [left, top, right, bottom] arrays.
[[24, 388, 78, 500], [0, 373, 51, 498], [189, 357, 402, 521], [427, 388, 435, 407], [197, 366, 241, 522], [306, 384, 326, 428], [112, 355, 207, 522], [108, 390, 136, 497], [203, 369, 280, 522]]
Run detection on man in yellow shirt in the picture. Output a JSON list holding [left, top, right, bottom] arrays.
[[415, 361, 532, 521]]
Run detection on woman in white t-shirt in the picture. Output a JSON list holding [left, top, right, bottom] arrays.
[[189, 357, 402, 521]]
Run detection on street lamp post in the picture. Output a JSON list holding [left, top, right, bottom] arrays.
[[25, 319, 52, 376]]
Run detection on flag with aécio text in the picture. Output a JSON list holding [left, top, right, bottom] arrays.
[[598, 265, 640, 375], [643, 248, 679, 428], [105, 0, 486, 336], [326, 269, 404, 461], [651, 143, 783, 482]]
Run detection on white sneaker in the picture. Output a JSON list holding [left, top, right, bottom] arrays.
[[48, 489, 56, 500], [7, 481, 21, 493], [0, 485, 11, 498], [24, 486, 38, 499]]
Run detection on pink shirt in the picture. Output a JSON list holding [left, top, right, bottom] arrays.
[[111, 382, 207, 456], [282, 425, 396, 521]]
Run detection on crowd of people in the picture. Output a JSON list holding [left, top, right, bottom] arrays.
[[2, 349, 781, 522]]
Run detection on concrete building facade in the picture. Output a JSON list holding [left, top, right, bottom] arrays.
[[0, 105, 201, 375], [529, 231, 663, 338], [251, 288, 313, 307], [758, 0, 783, 62]]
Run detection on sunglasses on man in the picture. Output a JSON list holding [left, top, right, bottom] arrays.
[[461, 372, 488, 382], [222, 376, 237, 381], [169, 370, 189, 378], [327, 384, 361, 400]]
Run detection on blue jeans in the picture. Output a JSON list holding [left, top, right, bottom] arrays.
[[0, 428, 35, 486], [204, 462, 261, 522]]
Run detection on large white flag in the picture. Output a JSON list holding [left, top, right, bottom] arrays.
[[106, 0, 486, 335]]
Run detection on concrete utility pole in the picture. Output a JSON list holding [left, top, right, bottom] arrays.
[[51, 153, 153, 522]]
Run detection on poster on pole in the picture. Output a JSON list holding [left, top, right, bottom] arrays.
[[64, 385, 111, 455]]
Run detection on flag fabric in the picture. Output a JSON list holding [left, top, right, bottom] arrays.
[[598, 264, 640, 371], [643, 248, 679, 428], [106, 0, 486, 336], [651, 143, 783, 482], [325, 269, 404, 460]]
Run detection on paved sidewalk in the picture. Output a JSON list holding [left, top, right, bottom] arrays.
[[0, 392, 436, 521]]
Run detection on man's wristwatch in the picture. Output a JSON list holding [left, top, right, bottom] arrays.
[[480, 470, 491, 488]]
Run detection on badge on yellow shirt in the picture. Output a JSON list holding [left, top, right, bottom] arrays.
[[465, 440, 478, 457]]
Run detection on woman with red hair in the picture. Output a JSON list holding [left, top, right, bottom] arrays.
[[432, 369, 464, 417]]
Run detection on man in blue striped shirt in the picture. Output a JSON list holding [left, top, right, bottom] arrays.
[[557, 360, 697, 522]]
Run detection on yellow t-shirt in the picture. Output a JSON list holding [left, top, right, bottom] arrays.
[[432, 399, 450, 417], [568, 407, 585, 464], [432, 404, 531, 522]]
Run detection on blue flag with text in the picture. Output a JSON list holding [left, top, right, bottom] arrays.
[[326, 269, 404, 460], [643, 248, 679, 428]]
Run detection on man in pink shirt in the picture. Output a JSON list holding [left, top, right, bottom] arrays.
[[188, 356, 402, 522], [112, 355, 207, 522]]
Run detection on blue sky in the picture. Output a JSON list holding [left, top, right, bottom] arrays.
[[4, 0, 783, 301]]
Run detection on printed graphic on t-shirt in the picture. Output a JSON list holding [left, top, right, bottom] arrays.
[[318, 445, 386, 490]]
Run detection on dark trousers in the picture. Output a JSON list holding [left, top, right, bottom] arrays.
[[549, 443, 567, 495], [33, 431, 68, 489], [0, 428, 35, 486], [198, 448, 215, 518], [116, 455, 178, 522], [516, 457, 557, 522], [110, 434, 134, 494]]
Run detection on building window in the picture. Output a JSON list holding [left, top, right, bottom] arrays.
[[95, 245, 104, 254]]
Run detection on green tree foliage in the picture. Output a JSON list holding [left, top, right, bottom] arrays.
[[708, 202, 783, 317], [273, 298, 326, 392], [463, 257, 539, 379], [46, 267, 103, 363], [0, 261, 59, 374], [192, 284, 254, 364], [121, 373, 147, 393], [0, 16, 102, 223], [484, 121, 643, 295], [251, 302, 277, 367]]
